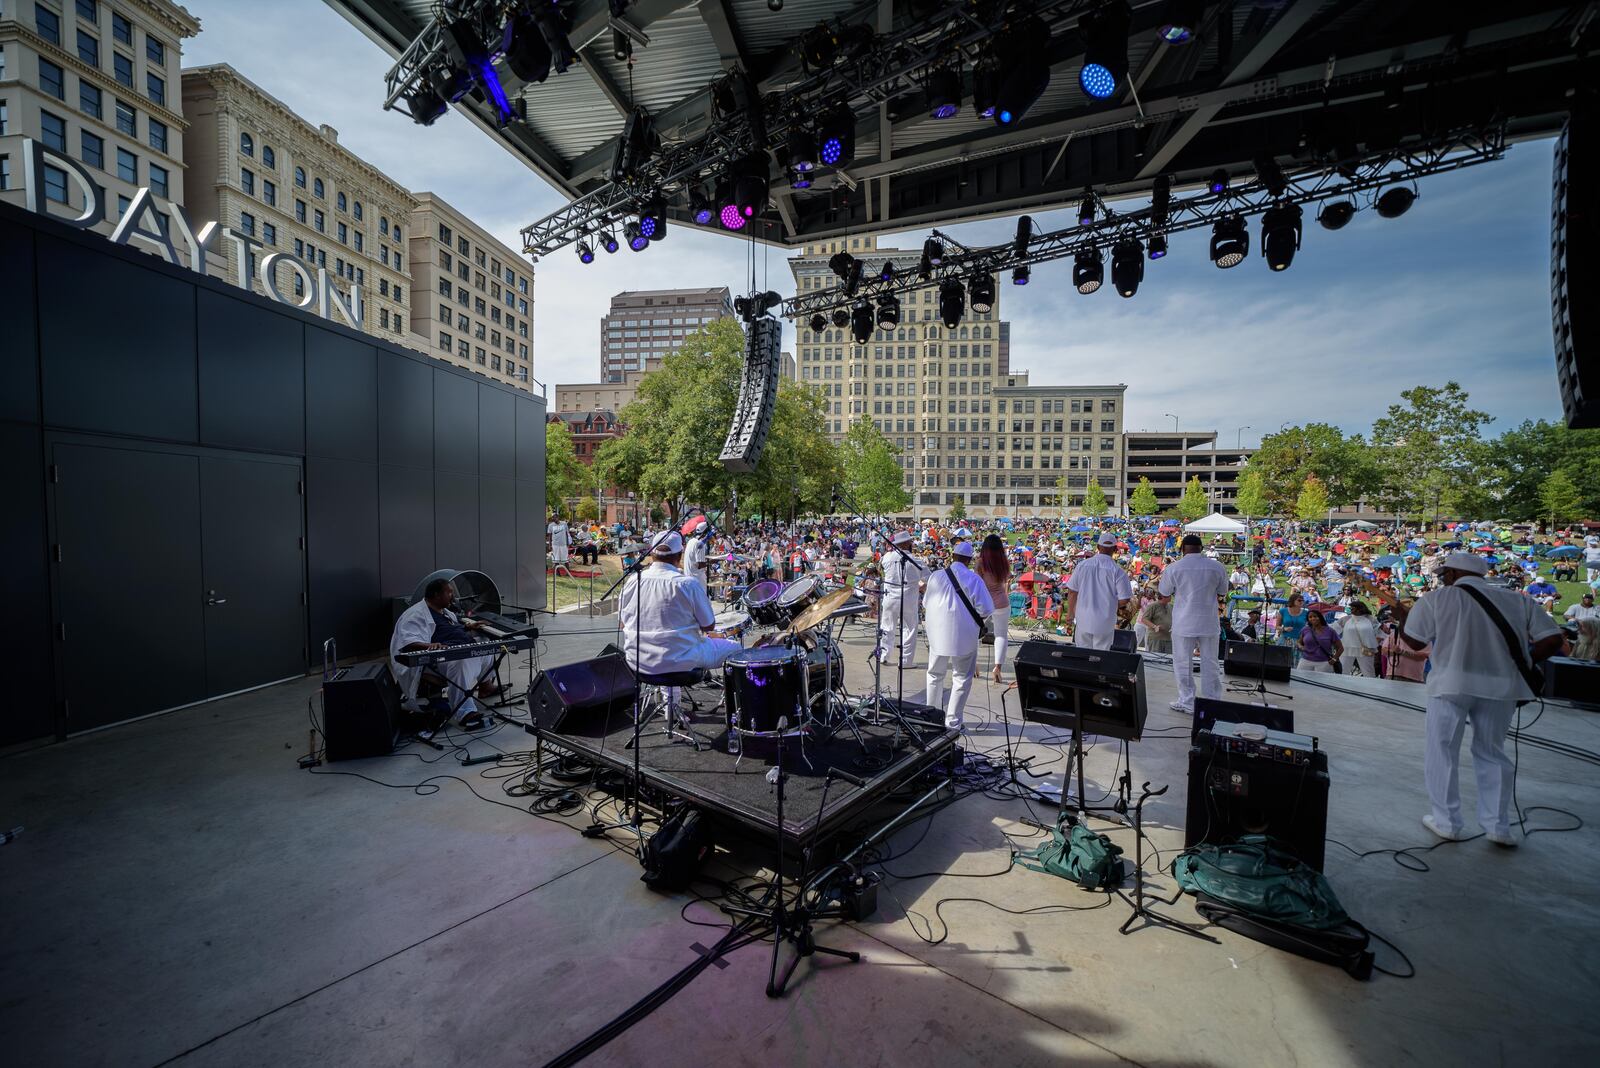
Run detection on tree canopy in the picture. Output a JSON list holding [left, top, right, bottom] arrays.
[[1177, 476, 1210, 521], [1369, 382, 1492, 522], [1128, 476, 1160, 517], [1233, 469, 1269, 517], [1295, 475, 1331, 523], [1081, 479, 1109, 518], [1246, 422, 1376, 511], [841, 417, 911, 516], [544, 419, 587, 513]]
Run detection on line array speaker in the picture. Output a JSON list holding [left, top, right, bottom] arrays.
[[719, 315, 783, 472], [1553, 103, 1598, 428]]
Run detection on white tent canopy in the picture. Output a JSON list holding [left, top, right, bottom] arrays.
[[1337, 519, 1381, 530], [1185, 512, 1249, 534]]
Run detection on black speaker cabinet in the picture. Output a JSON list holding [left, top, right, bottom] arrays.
[[1224, 640, 1293, 683], [1186, 735, 1329, 871], [1013, 639, 1148, 741], [529, 651, 638, 736], [323, 661, 401, 761], [1543, 657, 1600, 709]]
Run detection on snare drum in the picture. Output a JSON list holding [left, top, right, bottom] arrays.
[[723, 646, 810, 739], [776, 575, 821, 618], [709, 610, 751, 643], [743, 580, 786, 627]]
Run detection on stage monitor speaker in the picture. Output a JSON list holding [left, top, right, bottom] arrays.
[[1542, 656, 1600, 709], [1192, 696, 1294, 741], [1224, 640, 1292, 683], [323, 661, 402, 761], [1553, 105, 1599, 428], [1111, 628, 1136, 653], [529, 651, 638, 737], [719, 315, 783, 472], [1013, 639, 1148, 741], [1186, 733, 1329, 871]]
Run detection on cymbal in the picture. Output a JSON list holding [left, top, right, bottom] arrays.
[[783, 587, 857, 635]]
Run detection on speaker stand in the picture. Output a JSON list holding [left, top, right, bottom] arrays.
[[1114, 782, 1217, 943]]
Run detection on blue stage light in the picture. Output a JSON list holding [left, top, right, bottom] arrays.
[[1079, 63, 1116, 99]]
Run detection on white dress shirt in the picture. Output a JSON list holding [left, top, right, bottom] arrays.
[[922, 562, 996, 657], [1158, 552, 1230, 636], [1403, 576, 1562, 701], [618, 562, 720, 674], [882, 549, 929, 607], [547, 521, 570, 563], [1065, 552, 1133, 634], [683, 534, 709, 586]]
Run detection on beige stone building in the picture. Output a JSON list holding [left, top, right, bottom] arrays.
[[555, 365, 656, 414], [408, 191, 533, 391], [181, 63, 423, 350], [789, 235, 1122, 520], [600, 287, 734, 383], [0, 0, 199, 252]]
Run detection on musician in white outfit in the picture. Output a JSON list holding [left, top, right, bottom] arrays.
[[1065, 532, 1133, 650], [923, 541, 996, 731], [1158, 534, 1230, 713], [875, 530, 929, 667], [391, 577, 502, 726], [618, 532, 742, 675], [682, 514, 712, 592]]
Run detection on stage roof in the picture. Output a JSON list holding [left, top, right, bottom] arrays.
[[324, 1, 1591, 252]]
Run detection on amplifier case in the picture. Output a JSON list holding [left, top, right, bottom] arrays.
[[324, 661, 402, 761], [1185, 734, 1329, 871]]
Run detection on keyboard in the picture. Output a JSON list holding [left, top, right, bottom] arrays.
[[396, 635, 537, 667], [463, 611, 541, 638]]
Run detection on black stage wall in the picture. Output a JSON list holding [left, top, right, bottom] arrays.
[[0, 201, 547, 745]]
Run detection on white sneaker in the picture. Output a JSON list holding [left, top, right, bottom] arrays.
[[1422, 814, 1464, 842], [1485, 829, 1519, 848], [1169, 701, 1192, 714]]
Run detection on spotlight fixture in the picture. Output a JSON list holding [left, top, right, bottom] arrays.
[[624, 220, 649, 252], [1210, 215, 1248, 268], [927, 67, 962, 120], [1012, 265, 1030, 286], [878, 261, 895, 284], [816, 108, 855, 167], [611, 107, 657, 183], [715, 180, 745, 230], [768, 0, 783, 10], [428, 64, 472, 106], [995, 22, 1051, 124], [689, 188, 713, 226], [1013, 215, 1033, 257], [1208, 168, 1230, 195], [923, 238, 944, 267], [969, 273, 996, 314], [1079, 1, 1131, 100], [787, 130, 818, 174], [1156, 0, 1204, 44], [530, 5, 578, 74], [1318, 200, 1357, 230], [1147, 233, 1168, 259], [1151, 174, 1171, 224], [972, 62, 1000, 119], [809, 313, 828, 333], [637, 197, 666, 242], [800, 22, 840, 70], [829, 252, 857, 281], [851, 301, 875, 344], [1073, 248, 1104, 294], [576, 238, 594, 264], [1376, 186, 1416, 218], [1260, 203, 1302, 271], [611, 29, 632, 63], [403, 84, 449, 126], [831, 308, 850, 328], [938, 279, 966, 327], [918, 251, 932, 280], [601, 229, 619, 254], [788, 168, 812, 190], [735, 290, 783, 321], [876, 293, 900, 328], [1111, 239, 1144, 297], [1254, 154, 1288, 198], [733, 156, 770, 219], [1077, 191, 1096, 226], [504, 9, 554, 84]]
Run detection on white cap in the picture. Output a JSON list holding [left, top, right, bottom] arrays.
[[952, 540, 975, 557], [891, 530, 914, 546], [650, 531, 685, 556], [1097, 532, 1118, 547], [1439, 551, 1487, 575]]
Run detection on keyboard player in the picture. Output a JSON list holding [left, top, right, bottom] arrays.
[[391, 577, 505, 727]]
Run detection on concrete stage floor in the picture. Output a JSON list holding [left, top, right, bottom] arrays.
[[3, 611, 1598, 1067]]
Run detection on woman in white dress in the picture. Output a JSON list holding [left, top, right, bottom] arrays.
[[1336, 600, 1380, 677]]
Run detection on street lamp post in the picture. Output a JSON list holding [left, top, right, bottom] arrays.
[[1164, 413, 1179, 433], [1236, 425, 1252, 451]]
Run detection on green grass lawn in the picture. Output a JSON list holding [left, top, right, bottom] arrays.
[[546, 554, 623, 611]]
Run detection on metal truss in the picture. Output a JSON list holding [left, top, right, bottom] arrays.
[[781, 122, 1511, 319]]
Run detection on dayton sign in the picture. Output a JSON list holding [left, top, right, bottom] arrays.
[[16, 138, 364, 327]]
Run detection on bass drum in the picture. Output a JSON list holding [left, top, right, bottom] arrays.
[[743, 580, 787, 627], [723, 646, 810, 747]]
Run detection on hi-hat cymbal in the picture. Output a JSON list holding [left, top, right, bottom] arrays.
[[783, 587, 856, 635]]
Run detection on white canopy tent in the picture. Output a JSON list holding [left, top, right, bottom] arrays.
[[1337, 519, 1381, 530], [1184, 512, 1249, 534]]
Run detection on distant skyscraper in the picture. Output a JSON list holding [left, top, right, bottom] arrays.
[[599, 287, 734, 383]]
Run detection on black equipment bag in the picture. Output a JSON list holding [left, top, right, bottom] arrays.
[[639, 807, 711, 891], [1193, 895, 1375, 981]]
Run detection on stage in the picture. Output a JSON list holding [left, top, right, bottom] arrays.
[[2, 611, 1597, 1066]]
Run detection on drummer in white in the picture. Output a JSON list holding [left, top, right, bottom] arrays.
[[875, 531, 929, 667], [1158, 534, 1231, 712], [618, 532, 743, 675], [1065, 532, 1133, 649]]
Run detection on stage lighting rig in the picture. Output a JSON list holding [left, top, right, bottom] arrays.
[[689, 188, 713, 226], [817, 108, 856, 168], [924, 238, 945, 267], [716, 180, 746, 230], [1210, 215, 1248, 268], [1013, 215, 1033, 257], [576, 237, 594, 263], [1012, 264, 1030, 285], [927, 66, 962, 120], [1078, 1, 1130, 101], [809, 313, 828, 333], [939, 279, 966, 327], [1078, 192, 1096, 226], [503, 8, 553, 84], [1156, 0, 1204, 44], [876, 293, 900, 327], [611, 107, 657, 184], [1151, 174, 1171, 224], [969, 272, 996, 314], [601, 228, 619, 254], [1376, 186, 1416, 218], [1148, 234, 1168, 259], [1073, 248, 1104, 294], [735, 290, 783, 322], [1254, 154, 1289, 198], [787, 130, 818, 174], [733, 156, 770, 220], [1111, 240, 1143, 296], [994, 18, 1052, 125], [1261, 203, 1302, 270], [829, 252, 864, 296], [1208, 168, 1230, 195], [800, 22, 840, 70], [831, 308, 851, 328], [1318, 200, 1357, 230], [624, 220, 649, 251], [851, 301, 875, 343], [611, 28, 632, 63], [638, 197, 667, 242], [973, 62, 1000, 120], [878, 261, 896, 283]]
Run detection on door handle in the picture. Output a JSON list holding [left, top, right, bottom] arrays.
[[207, 589, 228, 606]]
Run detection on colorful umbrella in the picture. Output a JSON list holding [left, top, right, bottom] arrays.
[[1373, 554, 1402, 567], [1548, 546, 1582, 559]]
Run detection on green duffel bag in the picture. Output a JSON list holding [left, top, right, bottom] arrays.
[[1017, 817, 1125, 891], [1172, 835, 1348, 930]]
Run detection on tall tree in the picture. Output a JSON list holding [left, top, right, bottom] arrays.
[[1482, 419, 1600, 520], [1370, 383, 1493, 525], [1246, 422, 1376, 510], [1539, 471, 1584, 527], [841, 417, 911, 516], [1295, 475, 1331, 524], [1234, 468, 1270, 517], [1128, 476, 1160, 517], [949, 495, 966, 520], [1177, 476, 1210, 521], [544, 419, 587, 512], [1081, 479, 1109, 518], [1053, 474, 1070, 519]]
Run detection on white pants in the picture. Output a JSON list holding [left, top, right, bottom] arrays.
[[1426, 695, 1517, 837], [1588, 566, 1599, 583], [990, 608, 1010, 668], [1341, 652, 1376, 677], [1171, 634, 1220, 710], [434, 654, 495, 720], [926, 650, 977, 730], [1075, 629, 1113, 651], [877, 598, 919, 666], [692, 637, 743, 672], [1302, 659, 1337, 673]]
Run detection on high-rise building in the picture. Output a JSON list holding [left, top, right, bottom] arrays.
[[1123, 431, 1253, 514], [181, 64, 422, 350], [0, 0, 200, 253], [600, 287, 734, 383], [409, 191, 534, 391], [790, 235, 1116, 520]]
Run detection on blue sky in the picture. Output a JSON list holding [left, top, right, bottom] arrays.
[[184, 1, 1565, 446]]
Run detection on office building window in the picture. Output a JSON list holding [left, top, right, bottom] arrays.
[[36, 5, 61, 45], [393, 252, 401, 272], [439, 331, 452, 352], [146, 72, 163, 106], [380, 216, 390, 236], [353, 231, 362, 252], [79, 129, 103, 169], [42, 163, 68, 203], [239, 131, 253, 156], [261, 145, 274, 169], [294, 166, 305, 188], [0, 101, 7, 136], [114, 51, 133, 88], [149, 163, 167, 198], [116, 146, 135, 182], [312, 177, 324, 198], [313, 209, 324, 233], [352, 200, 363, 221], [337, 221, 347, 244], [146, 35, 164, 67], [262, 221, 276, 246], [39, 58, 65, 100], [239, 211, 255, 236], [380, 308, 389, 329], [262, 179, 275, 206], [239, 167, 253, 195], [0, 155, 9, 191], [115, 99, 135, 135], [79, 81, 101, 118], [77, 29, 98, 66], [112, 11, 131, 45], [40, 110, 66, 152], [77, 0, 98, 21], [336, 191, 346, 212]]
